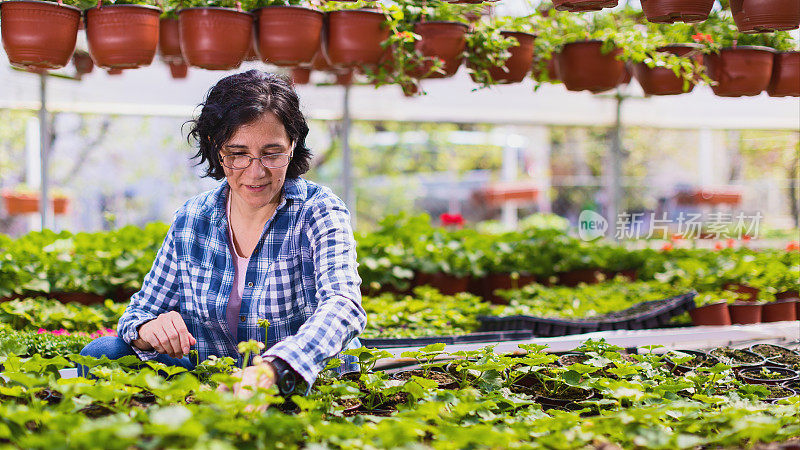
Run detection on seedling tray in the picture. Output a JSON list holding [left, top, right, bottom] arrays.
[[477, 291, 697, 337]]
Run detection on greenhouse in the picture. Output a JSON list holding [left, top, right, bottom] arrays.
[[0, 0, 799, 448]]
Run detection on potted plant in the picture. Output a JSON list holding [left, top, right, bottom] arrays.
[[252, 0, 323, 67], [640, 0, 714, 23], [767, 47, 799, 97], [550, 11, 628, 93], [411, 2, 474, 79], [739, 367, 799, 386], [688, 292, 732, 326], [158, 8, 183, 64], [466, 17, 535, 86], [697, 14, 795, 97], [2, 187, 70, 215], [0, 0, 82, 69], [553, 0, 617, 13], [177, 0, 255, 70], [321, 1, 390, 69], [629, 23, 709, 96], [761, 297, 798, 322], [730, 0, 799, 33], [84, 0, 161, 69]]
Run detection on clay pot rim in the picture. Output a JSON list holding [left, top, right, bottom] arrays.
[[500, 30, 537, 39], [730, 301, 765, 306], [656, 43, 702, 51], [0, 0, 81, 13], [251, 5, 323, 16], [85, 3, 161, 14], [414, 21, 470, 29], [776, 50, 800, 55], [177, 6, 254, 17], [716, 45, 777, 54], [326, 8, 387, 16]]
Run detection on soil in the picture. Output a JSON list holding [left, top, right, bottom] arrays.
[[680, 353, 717, 369], [751, 344, 797, 359], [558, 354, 589, 366], [764, 385, 795, 400], [34, 388, 62, 405], [335, 397, 361, 410], [79, 403, 114, 418], [710, 347, 763, 365], [393, 369, 458, 388], [740, 367, 796, 381], [771, 354, 800, 371]]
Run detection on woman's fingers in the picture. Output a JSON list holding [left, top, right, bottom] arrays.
[[167, 312, 193, 355]]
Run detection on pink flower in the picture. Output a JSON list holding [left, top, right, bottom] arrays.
[[440, 213, 464, 227], [726, 238, 735, 248], [714, 242, 724, 251], [37, 328, 47, 334], [661, 242, 674, 252], [788, 241, 800, 252]]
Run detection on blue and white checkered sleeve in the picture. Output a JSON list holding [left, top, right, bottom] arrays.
[[116, 221, 182, 361], [263, 197, 367, 387]]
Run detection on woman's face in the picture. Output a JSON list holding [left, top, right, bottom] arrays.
[[220, 112, 293, 211]]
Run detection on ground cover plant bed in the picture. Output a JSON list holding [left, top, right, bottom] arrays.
[[0, 338, 799, 448]]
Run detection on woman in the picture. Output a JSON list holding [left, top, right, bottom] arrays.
[[80, 70, 367, 396]]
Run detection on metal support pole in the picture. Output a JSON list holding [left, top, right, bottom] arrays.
[[38, 73, 50, 231], [607, 92, 623, 241], [341, 84, 355, 229]]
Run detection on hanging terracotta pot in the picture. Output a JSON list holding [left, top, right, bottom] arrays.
[[531, 56, 559, 81], [179, 7, 253, 70], [158, 17, 183, 64], [553, 0, 618, 12], [168, 61, 188, 79], [291, 67, 311, 85], [633, 44, 701, 96], [411, 21, 468, 79], [72, 50, 94, 75], [640, 0, 715, 23], [335, 70, 354, 86], [467, 31, 535, 84], [85, 4, 160, 69], [324, 9, 390, 68], [1, 0, 81, 69], [556, 40, 625, 93], [767, 51, 800, 97], [730, 0, 799, 33], [704, 46, 775, 97], [689, 302, 731, 326], [2, 192, 69, 215], [254, 6, 323, 67]]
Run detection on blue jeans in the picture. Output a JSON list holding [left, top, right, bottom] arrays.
[[78, 336, 196, 377]]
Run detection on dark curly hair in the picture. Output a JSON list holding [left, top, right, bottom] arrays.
[[186, 70, 311, 180]]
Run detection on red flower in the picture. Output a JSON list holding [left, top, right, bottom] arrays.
[[726, 238, 735, 248], [742, 235, 752, 242], [692, 33, 714, 44], [440, 213, 464, 227], [714, 241, 724, 251], [661, 242, 674, 252], [787, 241, 800, 252], [670, 234, 683, 242]]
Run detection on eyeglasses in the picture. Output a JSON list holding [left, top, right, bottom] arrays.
[[219, 152, 291, 170]]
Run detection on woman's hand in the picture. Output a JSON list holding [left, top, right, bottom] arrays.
[[133, 311, 197, 359], [219, 360, 276, 412]]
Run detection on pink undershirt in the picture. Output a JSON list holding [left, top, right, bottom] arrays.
[[225, 193, 248, 342]]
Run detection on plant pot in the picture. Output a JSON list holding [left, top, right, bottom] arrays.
[[664, 350, 720, 375], [158, 18, 183, 64], [776, 290, 800, 300], [532, 56, 559, 81], [640, 0, 714, 23], [52, 197, 68, 214], [553, 0, 618, 11], [468, 31, 535, 84], [0, 0, 81, 69], [748, 344, 799, 362], [762, 385, 797, 403], [730, 0, 800, 33], [704, 46, 775, 97], [739, 367, 799, 385], [324, 9, 390, 68], [178, 7, 254, 70], [710, 347, 766, 369], [335, 70, 354, 86], [107, 68, 123, 75], [291, 67, 311, 85], [728, 302, 763, 324], [411, 21, 468, 79], [254, 6, 323, 67], [484, 273, 536, 305], [414, 272, 470, 296], [2, 192, 68, 215], [632, 44, 701, 96], [556, 41, 625, 93], [762, 299, 798, 322], [85, 4, 160, 69], [168, 61, 188, 79], [555, 268, 605, 287], [767, 51, 800, 97], [722, 283, 760, 302], [72, 51, 94, 75], [689, 302, 731, 326]]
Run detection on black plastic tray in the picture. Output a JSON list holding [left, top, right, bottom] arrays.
[[477, 291, 697, 337], [360, 330, 536, 348]]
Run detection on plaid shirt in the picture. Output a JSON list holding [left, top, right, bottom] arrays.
[[117, 177, 366, 386]]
